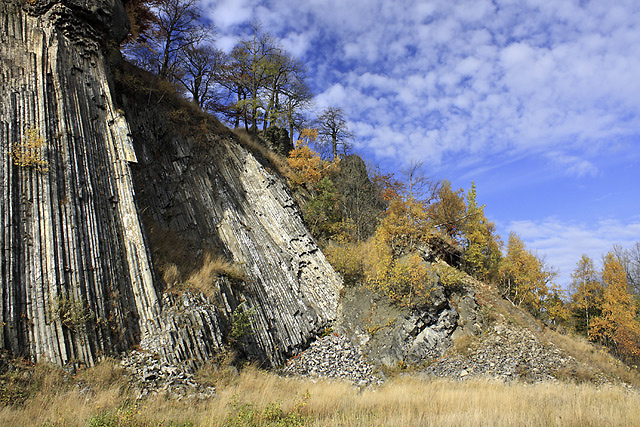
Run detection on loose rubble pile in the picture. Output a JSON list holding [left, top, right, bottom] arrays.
[[282, 334, 382, 387], [121, 350, 216, 400], [423, 323, 605, 383]]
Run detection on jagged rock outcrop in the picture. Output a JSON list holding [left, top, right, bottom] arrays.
[[119, 88, 342, 366], [336, 260, 482, 367], [0, 0, 342, 368], [0, 0, 159, 365]]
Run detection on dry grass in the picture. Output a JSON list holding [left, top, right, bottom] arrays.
[[1, 359, 639, 427], [232, 129, 294, 182], [143, 220, 245, 299], [183, 252, 246, 297], [543, 328, 640, 387], [471, 277, 640, 388]]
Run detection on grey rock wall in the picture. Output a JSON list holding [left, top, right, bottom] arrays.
[[1, 0, 342, 368], [0, 1, 158, 365], [121, 98, 343, 366]]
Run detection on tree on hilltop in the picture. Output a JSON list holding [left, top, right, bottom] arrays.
[[316, 107, 353, 161]]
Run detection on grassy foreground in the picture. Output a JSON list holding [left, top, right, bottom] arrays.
[[0, 359, 638, 427]]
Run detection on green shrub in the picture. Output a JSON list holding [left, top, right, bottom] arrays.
[[47, 293, 94, 330]]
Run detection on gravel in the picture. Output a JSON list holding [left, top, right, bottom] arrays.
[[281, 334, 382, 387], [121, 350, 216, 400]]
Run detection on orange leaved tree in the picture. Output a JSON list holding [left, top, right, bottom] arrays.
[[590, 253, 640, 362]]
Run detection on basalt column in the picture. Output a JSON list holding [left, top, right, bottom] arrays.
[[0, 1, 159, 365]]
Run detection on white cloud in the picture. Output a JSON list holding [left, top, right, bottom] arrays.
[[508, 218, 640, 287], [204, 0, 640, 176], [545, 151, 599, 178], [204, 0, 253, 30]]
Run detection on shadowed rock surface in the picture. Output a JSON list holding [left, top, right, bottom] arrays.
[[121, 93, 342, 366]]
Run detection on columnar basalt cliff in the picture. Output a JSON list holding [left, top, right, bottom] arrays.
[[121, 92, 343, 366], [0, 0, 342, 367], [0, 0, 160, 365]]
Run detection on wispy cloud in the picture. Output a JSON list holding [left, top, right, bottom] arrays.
[[203, 0, 640, 280], [545, 151, 599, 178], [508, 217, 640, 287], [204, 0, 640, 173]]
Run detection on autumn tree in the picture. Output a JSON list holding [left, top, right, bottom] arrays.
[[545, 284, 570, 327], [216, 25, 312, 135], [612, 243, 640, 296], [122, 0, 157, 45], [316, 107, 353, 160], [226, 27, 279, 131], [261, 51, 308, 132], [590, 253, 640, 362], [287, 128, 337, 187], [427, 180, 467, 243], [462, 182, 502, 283], [499, 232, 555, 315], [569, 254, 604, 338], [371, 169, 405, 204], [376, 197, 431, 258]]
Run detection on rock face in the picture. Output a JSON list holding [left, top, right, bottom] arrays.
[[336, 273, 482, 368], [121, 92, 342, 366], [0, 0, 342, 368], [0, 0, 159, 365]]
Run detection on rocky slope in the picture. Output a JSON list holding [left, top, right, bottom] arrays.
[[116, 70, 342, 366]]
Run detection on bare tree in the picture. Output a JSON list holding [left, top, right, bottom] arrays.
[[316, 107, 353, 160], [154, 0, 208, 79], [400, 159, 439, 202], [174, 41, 225, 109]]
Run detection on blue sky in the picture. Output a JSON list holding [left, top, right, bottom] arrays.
[[203, 0, 640, 287]]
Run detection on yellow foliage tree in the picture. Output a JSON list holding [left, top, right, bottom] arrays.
[[362, 191, 436, 308], [287, 128, 337, 187], [364, 237, 434, 308], [463, 182, 502, 283], [499, 232, 554, 315], [590, 253, 640, 362], [569, 254, 604, 338], [376, 197, 431, 257]]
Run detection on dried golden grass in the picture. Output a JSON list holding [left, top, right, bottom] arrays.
[[184, 252, 246, 296], [143, 219, 245, 299], [2, 362, 639, 427], [232, 128, 294, 181], [543, 327, 640, 387]]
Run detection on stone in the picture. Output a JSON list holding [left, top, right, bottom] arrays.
[[0, 0, 160, 366]]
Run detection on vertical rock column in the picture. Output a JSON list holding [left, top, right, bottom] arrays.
[[0, 2, 159, 365]]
